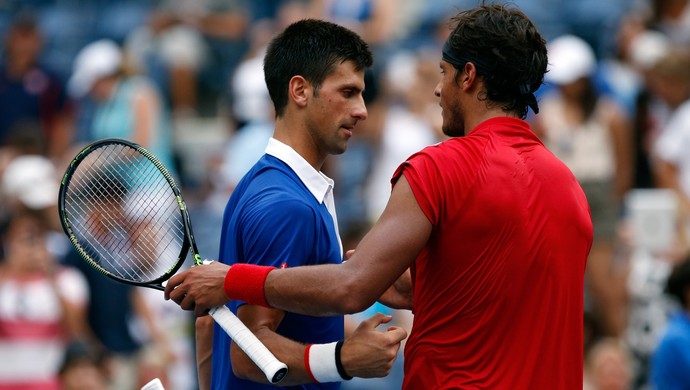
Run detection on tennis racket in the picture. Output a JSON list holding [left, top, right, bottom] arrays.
[[58, 138, 288, 384]]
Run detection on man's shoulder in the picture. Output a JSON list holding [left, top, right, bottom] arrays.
[[235, 167, 316, 216], [406, 137, 482, 165], [233, 157, 296, 196]]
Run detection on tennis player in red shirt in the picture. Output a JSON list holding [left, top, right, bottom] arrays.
[[166, 4, 593, 388]]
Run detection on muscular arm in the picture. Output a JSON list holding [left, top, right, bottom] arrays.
[[228, 304, 406, 385], [230, 305, 313, 385], [266, 174, 429, 315], [166, 174, 430, 315], [197, 304, 340, 386]]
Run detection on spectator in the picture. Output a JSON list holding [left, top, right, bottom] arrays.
[[651, 48, 690, 223], [0, 154, 60, 222], [62, 247, 174, 390], [124, 3, 209, 118], [650, 256, 690, 389], [68, 39, 176, 172], [647, 0, 690, 45], [0, 12, 74, 160], [190, 0, 252, 119], [626, 30, 673, 190], [58, 340, 109, 390], [310, 0, 400, 48], [0, 209, 90, 390]]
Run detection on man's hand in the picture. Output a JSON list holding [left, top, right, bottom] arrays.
[[340, 313, 408, 378], [164, 261, 231, 316]]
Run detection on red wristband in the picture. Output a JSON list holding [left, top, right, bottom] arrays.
[[223, 264, 275, 307], [304, 344, 318, 383]]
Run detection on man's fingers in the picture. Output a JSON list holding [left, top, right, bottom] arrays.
[[178, 292, 194, 311], [164, 273, 185, 300], [167, 287, 181, 304], [385, 326, 408, 343], [360, 313, 392, 329], [174, 288, 210, 317]]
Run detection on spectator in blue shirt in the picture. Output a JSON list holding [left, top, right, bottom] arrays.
[[650, 256, 690, 389]]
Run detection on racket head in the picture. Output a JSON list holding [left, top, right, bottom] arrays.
[[58, 138, 193, 289]]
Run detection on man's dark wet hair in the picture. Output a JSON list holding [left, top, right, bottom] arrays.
[[263, 19, 373, 118], [443, 3, 548, 118]]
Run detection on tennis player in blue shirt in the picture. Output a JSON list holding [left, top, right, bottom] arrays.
[[194, 19, 407, 389]]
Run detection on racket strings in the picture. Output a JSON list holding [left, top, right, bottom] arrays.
[[63, 144, 186, 282], [134, 162, 184, 244]]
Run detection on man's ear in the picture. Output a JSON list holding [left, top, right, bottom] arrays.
[[289, 75, 310, 108], [461, 62, 478, 90]]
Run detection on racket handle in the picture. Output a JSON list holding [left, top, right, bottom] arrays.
[[208, 305, 288, 384]]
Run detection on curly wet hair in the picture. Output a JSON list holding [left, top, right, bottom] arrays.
[[445, 2, 548, 118]]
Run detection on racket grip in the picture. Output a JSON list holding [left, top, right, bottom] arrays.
[[208, 305, 288, 384]]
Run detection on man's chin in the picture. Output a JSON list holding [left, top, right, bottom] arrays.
[[331, 145, 348, 155], [442, 125, 464, 138]]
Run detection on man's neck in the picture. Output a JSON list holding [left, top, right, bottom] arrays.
[[464, 107, 519, 136], [273, 118, 326, 170]]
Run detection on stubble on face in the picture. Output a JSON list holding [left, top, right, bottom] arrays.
[[438, 61, 465, 137], [441, 102, 465, 137]]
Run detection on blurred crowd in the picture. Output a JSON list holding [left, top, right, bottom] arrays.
[[1, 0, 690, 389]]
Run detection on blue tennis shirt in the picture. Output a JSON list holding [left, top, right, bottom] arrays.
[[211, 138, 344, 389]]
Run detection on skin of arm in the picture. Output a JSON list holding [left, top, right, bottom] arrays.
[[606, 101, 633, 201], [230, 304, 311, 385], [165, 174, 430, 316], [165, 175, 422, 382], [195, 316, 213, 390], [264, 174, 429, 315], [343, 249, 412, 310]]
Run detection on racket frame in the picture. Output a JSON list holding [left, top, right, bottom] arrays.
[[58, 138, 193, 289]]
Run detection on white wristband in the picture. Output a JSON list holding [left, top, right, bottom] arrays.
[[306, 342, 342, 383]]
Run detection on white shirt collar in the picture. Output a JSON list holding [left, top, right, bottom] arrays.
[[265, 137, 334, 204]]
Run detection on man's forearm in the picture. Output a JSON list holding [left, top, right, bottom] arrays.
[[223, 262, 377, 316]]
